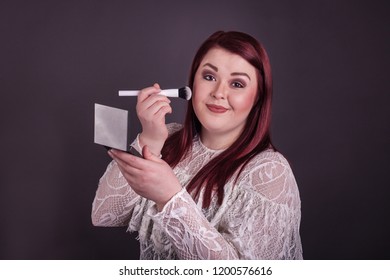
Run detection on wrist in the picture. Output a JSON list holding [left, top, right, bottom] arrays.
[[155, 184, 182, 212], [139, 133, 165, 156]]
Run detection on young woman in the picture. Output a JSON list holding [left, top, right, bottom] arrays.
[[91, 31, 303, 259]]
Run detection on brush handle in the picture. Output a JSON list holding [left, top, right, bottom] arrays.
[[118, 89, 179, 97]]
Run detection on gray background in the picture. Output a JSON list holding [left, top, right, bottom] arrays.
[[1, 0, 389, 259]]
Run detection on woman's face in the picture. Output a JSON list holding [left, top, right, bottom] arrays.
[[192, 47, 258, 148]]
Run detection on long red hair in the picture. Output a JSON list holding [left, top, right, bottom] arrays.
[[162, 31, 274, 208]]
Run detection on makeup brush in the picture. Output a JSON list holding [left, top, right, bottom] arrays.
[[119, 86, 192, 100]]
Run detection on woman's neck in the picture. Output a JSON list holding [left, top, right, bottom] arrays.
[[200, 128, 240, 150]]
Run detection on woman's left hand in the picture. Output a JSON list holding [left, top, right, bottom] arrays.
[[108, 146, 182, 211]]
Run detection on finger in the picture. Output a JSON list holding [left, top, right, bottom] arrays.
[[137, 101, 172, 125], [137, 85, 162, 103], [108, 149, 143, 171], [154, 103, 172, 119], [115, 159, 140, 179], [110, 148, 155, 171], [111, 156, 145, 187], [145, 100, 172, 117], [136, 96, 171, 120], [138, 94, 171, 112]]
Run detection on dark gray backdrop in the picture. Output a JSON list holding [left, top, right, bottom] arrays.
[[1, 0, 389, 259]]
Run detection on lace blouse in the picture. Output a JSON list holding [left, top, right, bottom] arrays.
[[91, 123, 303, 259]]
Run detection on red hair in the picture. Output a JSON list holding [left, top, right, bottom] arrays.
[[162, 31, 274, 208]]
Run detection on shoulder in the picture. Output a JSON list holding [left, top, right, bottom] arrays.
[[237, 149, 300, 207], [243, 149, 292, 174], [166, 123, 183, 135]]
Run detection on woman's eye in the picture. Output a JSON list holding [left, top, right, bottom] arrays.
[[232, 81, 244, 88], [204, 74, 216, 81]]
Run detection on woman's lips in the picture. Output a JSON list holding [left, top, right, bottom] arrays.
[[206, 104, 228, 113]]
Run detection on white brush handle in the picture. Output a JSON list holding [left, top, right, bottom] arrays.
[[119, 89, 179, 97]]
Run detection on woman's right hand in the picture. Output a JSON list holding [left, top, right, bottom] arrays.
[[136, 83, 172, 156]]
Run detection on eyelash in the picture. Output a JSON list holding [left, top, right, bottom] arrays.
[[202, 73, 246, 88], [232, 81, 245, 88], [203, 74, 216, 82]]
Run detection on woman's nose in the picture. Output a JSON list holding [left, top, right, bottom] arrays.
[[212, 82, 227, 99]]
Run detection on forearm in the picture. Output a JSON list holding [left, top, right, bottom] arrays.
[[91, 160, 141, 227]]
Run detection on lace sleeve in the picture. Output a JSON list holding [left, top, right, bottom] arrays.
[[148, 151, 302, 260], [91, 123, 183, 227], [91, 160, 141, 227]]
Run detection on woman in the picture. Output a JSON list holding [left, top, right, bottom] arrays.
[[92, 31, 303, 259]]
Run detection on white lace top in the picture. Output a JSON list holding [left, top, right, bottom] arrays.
[[92, 123, 303, 259]]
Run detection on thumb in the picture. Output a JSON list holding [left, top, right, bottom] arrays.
[[142, 145, 162, 162]]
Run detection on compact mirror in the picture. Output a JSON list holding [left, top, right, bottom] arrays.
[[94, 103, 128, 151]]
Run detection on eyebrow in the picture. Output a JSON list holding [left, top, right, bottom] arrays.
[[203, 63, 218, 72], [231, 72, 251, 81], [202, 63, 251, 81]]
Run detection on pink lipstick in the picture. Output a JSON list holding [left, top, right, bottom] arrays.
[[206, 104, 228, 113]]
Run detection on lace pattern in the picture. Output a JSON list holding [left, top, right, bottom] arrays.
[[92, 160, 141, 227], [91, 123, 303, 259]]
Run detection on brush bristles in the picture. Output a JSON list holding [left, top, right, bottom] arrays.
[[178, 86, 192, 100]]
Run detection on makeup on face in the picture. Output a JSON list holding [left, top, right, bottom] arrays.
[[201, 62, 251, 86], [206, 104, 229, 113], [192, 47, 258, 149]]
